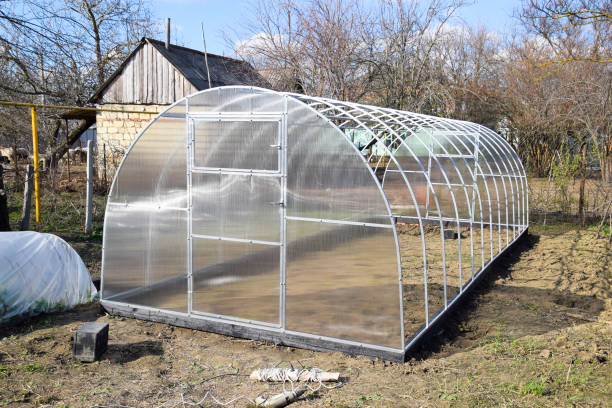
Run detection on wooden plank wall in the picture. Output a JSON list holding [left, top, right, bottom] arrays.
[[101, 42, 197, 104]]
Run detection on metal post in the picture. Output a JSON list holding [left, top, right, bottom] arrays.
[[31, 106, 40, 223], [85, 140, 93, 234]]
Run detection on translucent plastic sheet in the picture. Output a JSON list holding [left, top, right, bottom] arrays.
[[191, 173, 281, 242], [193, 119, 280, 171], [101, 86, 528, 356], [285, 220, 402, 348], [286, 99, 392, 225], [0, 232, 97, 323], [103, 102, 188, 311], [192, 238, 280, 324]]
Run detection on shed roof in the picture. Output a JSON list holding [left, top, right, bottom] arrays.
[[147, 38, 264, 89], [89, 38, 267, 104]]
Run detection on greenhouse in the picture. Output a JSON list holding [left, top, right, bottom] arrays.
[[101, 86, 528, 362]]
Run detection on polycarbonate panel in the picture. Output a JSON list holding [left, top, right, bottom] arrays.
[[104, 101, 188, 303], [286, 99, 391, 225], [383, 170, 425, 218], [109, 102, 187, 208], [140, 208, 188, 312], [285, 220, 402, 348], [436, 157, 474, 185], [112, 208, 188, 312], [193, 119, 280, 171], [191, 173, 281, 242], [102, 205, 148, 298], [188, 87, 285, 113], [192, 237, 279, 324]]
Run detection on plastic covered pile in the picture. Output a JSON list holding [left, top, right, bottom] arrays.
[[0, 231, 97, 323]]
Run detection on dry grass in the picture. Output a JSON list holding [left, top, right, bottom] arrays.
[[0, 223, 610, 407]]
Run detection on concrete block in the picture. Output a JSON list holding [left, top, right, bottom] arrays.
[[73, 322, 109, 362], [443, 229, 458, 240]]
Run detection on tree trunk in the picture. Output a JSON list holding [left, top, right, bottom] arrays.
[[0, 164, 10, 231], [47, 119, 62, 169], [578, 142, 588, 220], [46, 118, 95, 167], [20, 165, 33, 230]]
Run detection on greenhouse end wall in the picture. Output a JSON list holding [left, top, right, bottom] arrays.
[[101, 86, 528, 361]]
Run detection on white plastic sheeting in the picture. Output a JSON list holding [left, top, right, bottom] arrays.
[[0, 232, 97, 323]]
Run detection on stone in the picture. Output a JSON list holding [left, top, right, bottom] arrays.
[[73, 322, 109, 362], [539, 349, 552, 359]]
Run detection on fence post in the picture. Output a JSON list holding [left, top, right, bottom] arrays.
[[103, 143, 107, 189], [85, 140, 93, 235], [0, 164, 10, 231], [20, 164, 33, 230]]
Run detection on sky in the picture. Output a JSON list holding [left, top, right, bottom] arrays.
[[153, 0, 523, 57]]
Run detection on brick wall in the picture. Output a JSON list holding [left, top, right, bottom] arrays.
[[95, 104, 164, 179]]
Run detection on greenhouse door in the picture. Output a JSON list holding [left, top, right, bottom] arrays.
[[187, 115, 285, 328]]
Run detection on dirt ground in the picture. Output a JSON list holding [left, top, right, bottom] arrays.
[[1, 223, 610, 407]]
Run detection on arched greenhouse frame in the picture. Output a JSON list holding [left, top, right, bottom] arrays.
[[101, 86, 528, 361]]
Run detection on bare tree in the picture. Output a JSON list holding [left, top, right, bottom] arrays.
[[0, 0, 156, 156], [515, 0, 612, 214], [234, 0, 469, 112], [369, 0, 467, 113], [518, 0, 611, 64], [235, 0, 374, 100]]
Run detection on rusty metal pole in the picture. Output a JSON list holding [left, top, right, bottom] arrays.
[[31, 106, 40, 222]]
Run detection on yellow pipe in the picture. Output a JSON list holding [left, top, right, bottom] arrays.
[[0, 100, 158, 115], [31, 106, 40, 223]]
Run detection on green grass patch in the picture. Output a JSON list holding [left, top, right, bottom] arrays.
[[18, 363, 46, 373], [520, 378, 553, 396]]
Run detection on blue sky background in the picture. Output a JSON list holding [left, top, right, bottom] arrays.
[[154, 0, 523, 56]]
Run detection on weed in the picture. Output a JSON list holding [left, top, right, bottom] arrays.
[[18, 363, 46, 373], [0, 365, 9, 377], [440, 393, 458, 401], [499, 380, 520, 394], [0, 397, 27, 406], [38, 316, 57, 326], [520, 378, 553, 396], [190, 363, 206, 373], [356, 393, 381, 403]]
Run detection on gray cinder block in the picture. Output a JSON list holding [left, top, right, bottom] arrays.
[[443, 229, 458, 240], [73, 322, 109, 362]]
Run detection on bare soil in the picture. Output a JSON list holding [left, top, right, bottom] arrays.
[[1, 224, 610, 407]]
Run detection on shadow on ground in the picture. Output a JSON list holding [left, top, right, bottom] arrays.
[[104, 340, 164, 364]]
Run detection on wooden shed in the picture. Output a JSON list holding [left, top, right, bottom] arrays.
[[89, 37, 266, 174]]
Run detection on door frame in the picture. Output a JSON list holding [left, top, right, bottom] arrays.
[[185, 112, 287, 329]]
